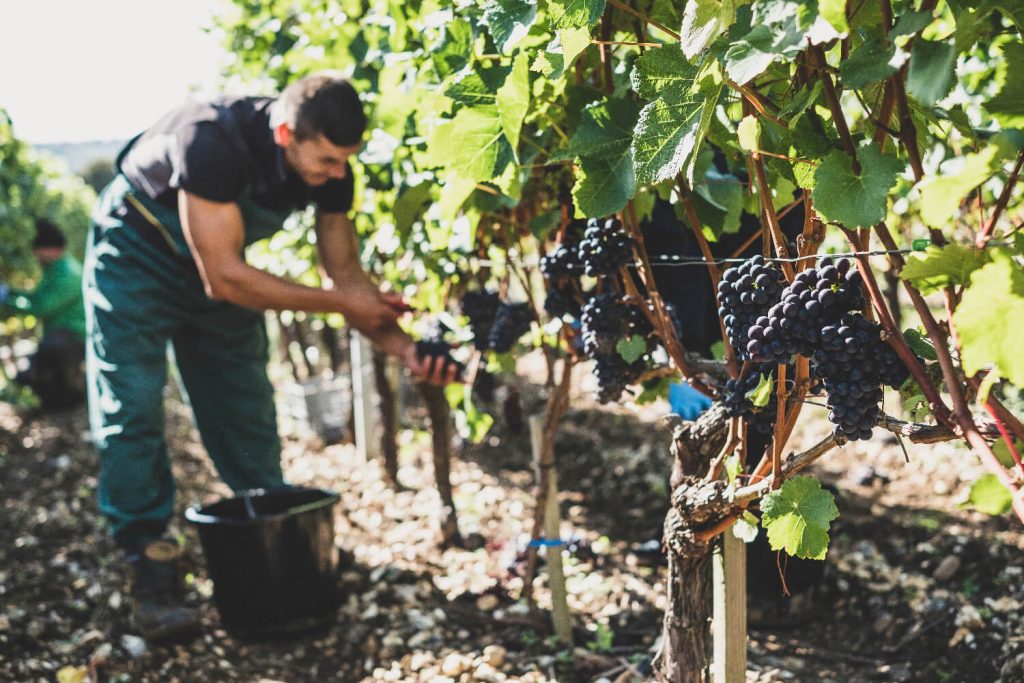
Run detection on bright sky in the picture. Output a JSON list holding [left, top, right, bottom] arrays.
[[0, 1, 228, 144]]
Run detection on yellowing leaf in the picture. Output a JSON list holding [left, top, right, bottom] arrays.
[[900, 243, 990, 295], [918, 143, 1010, 229], [954, 254, 1024, 387], [57, 666, 88, 683]]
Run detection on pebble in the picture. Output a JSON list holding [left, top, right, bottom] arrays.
[[474, 662, 501, 681], [956, 605, 985, 631], [932, 556, 961, 582], [441, 653, 471, 677], [476, 594, 500, 611], [482, 644, 507, 668], [120, 635, 147, 659], [407, 631, 432, 649]]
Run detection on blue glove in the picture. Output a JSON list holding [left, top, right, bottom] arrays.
[[0, 284, 8, 306], [669, 381, 712, 420]]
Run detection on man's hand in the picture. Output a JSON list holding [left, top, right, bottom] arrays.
[[379, 292, 413, 314], [400, 341, 464, 386]]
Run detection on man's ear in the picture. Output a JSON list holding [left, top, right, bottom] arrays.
[[273, 122, 292, 147]]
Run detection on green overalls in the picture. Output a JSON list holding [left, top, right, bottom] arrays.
[[85, 174, 292, 548]]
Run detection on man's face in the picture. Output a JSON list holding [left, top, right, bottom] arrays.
[[33, 247, 63, 266], [280, 130, 360, 187]]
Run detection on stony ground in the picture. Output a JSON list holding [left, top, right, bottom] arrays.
[[1, 377, 1022, 683]]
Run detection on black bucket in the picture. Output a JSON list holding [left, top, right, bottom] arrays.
[[185, 485, 342, 638]]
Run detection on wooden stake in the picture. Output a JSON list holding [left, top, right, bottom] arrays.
[[529, 415, 573, 645], [712, 532, 747, 683], [350, 330, 381, 463]]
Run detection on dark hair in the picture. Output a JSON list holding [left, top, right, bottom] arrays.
[[32, 218, 66, 249], [273, 73, 367, 147]]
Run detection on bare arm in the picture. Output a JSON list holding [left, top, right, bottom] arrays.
[[178, 192, 402, 335], [314, 211, 460, 384]]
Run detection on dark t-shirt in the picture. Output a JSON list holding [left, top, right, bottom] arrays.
[[118, 95, 353, 214]]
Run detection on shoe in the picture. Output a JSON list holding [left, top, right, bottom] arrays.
[[127, 538, 201, 642]]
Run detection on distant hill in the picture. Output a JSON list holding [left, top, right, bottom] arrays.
[[35, 139, 126, 174]]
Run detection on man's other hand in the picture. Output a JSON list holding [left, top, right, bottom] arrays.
[[402, 343, 464, 386]]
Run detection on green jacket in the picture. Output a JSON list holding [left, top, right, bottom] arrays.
[[7, 254, 86, 341]]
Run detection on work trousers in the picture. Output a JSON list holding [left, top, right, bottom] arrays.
[[85, 176, 283, 549]]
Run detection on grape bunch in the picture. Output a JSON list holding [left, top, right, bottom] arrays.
[[487, 302, 534, 353], [577, 217, 634, 277], [592, 353, 645, 404], [746, 257, 864, 362], [415, 339, 465, 381], [723, 363, 781, 436], [460, 290, 501, 348], [540, 241, 582, 281], [717, 256, 786, 360], [578, 294, 652, 356], [811, 314, 911, 441], [544, 281, 581, 320], [579, 293, 629, 356]]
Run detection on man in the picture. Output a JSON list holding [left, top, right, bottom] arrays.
[[1, 219, 86, 410], [86, 73, 456, 640]]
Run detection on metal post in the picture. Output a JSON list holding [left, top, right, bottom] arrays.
[[350, 330, 380, 462]]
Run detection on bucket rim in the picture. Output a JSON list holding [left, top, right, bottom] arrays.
[[184, 485, 340, 526]]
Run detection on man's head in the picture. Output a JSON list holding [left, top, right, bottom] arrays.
[[271, 73, 367, 187], [32, 218, 66, 265]]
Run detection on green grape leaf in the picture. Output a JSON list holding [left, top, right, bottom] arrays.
[[632, 82, 722, 186], [568, 97, 639, 162], [986, 41, 1024, 128], [480, 0, 538, 54], [445, 65, 512, 106], [954, 253, 1024, 387], [737, 115, 760, 152], [532, 27, 592, 79], [574, 153, 637, 218], [724, 21, 805, 85], [616, 335, 648, 363], [631, 47, 700, 100], [760, 476, 839, 560], [918, 140, 1014, 229], [560, 26, 592, 68], [966, 474, 1013, 516], [812, 144, 902, 228], [993, 440, 1023, 469], [549, 0, 606, 29], [393, 183, 433, 239], [818, 0, 849, 35], [839, 36, 904, 89], [778, 82, 823, 121], [746, 372, 774, 408], [694, 168, 744, 237], [449, 106, 514, 182], [680, 0, 750, 58], [431, 19, 474, 79], [902, 328, 938, 361], [570, 98, 640, 217], [437, 174, 478, 222], [496, 52, 531, 155], [891, 10, 934, 37], [900, 244, 991, 295], [907, 40, 956, 107]]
